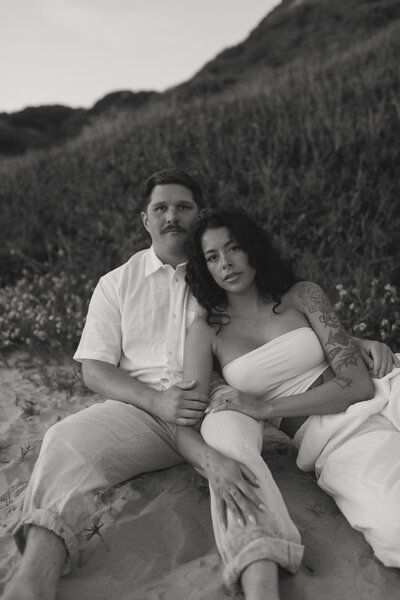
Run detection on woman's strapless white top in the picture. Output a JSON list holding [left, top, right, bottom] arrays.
[[222, 327, 328, 407]]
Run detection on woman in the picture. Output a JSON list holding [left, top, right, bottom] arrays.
[[176, 209, 400, 599]]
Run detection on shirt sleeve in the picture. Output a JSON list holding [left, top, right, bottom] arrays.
[[73, 275, 122, 365]]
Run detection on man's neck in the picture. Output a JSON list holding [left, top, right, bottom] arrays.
[[153, 247, 188, 269]]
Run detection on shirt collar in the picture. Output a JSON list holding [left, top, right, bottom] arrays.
[[144, 246, 186, 278]]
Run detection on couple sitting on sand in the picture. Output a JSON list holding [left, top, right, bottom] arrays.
[[5, 168, 400, 600]]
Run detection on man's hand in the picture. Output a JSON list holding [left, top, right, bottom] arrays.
[[154, 380, 209, 426], [205, 450, 265, 530], [357, 339, 400, 378]]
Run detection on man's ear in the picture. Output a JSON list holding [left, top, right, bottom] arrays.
[[141, 211, 149, 232], [199, 208, 206, 219]]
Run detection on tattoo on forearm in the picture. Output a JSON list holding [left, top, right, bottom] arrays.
[[326, 346, 341, 362], [298, 283, 361, 389], [334, 346, 360, 370], [309, 374, 324, 389], [333, 374, 352, 389], [327, 326, 351, 347]]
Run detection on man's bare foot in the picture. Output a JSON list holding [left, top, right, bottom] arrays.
[[3, 526, 67, 600], [3, 571, 54, 600]]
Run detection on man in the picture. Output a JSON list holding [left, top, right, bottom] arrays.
[[4, 168, 397, 600]]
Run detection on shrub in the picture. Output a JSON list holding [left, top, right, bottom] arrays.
[[0, 271, 95, 354], [335, 280, 400, 350]]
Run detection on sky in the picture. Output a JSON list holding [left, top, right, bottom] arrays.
[[0, 0, 281, 114]]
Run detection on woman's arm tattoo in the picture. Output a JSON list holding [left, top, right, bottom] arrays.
[[298, 283, 339, 328], [298, 284, 361, 389]]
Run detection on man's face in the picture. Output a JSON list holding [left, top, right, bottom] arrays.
[[141, 184, 202, 261]]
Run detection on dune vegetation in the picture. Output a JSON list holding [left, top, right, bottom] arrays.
[[0, 2, 399, 354]]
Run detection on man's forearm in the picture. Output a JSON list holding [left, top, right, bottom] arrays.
[[81, 359, 159, 413], [176, 425, 217, 479]]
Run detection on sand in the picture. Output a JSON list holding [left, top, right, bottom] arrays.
[[1, 351, 399, 599]]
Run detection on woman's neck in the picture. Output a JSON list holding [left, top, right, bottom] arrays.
[[227, 283, 267, 319]]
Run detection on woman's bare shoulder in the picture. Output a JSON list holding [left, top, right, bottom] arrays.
[[188, 316, 217, 341], [283, 281, 325, 310]]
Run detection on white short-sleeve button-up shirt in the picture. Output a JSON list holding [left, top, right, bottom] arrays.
[[74, 246, 203, 391]]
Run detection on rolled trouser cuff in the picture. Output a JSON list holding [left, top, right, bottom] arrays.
[[13, 508, 77, 575], [223, 535, 304, 594]]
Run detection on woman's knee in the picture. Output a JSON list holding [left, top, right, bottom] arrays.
[[201, 412, 262, 460]]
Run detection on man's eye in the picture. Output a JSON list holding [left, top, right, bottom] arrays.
[[179, 205, 190, 211]]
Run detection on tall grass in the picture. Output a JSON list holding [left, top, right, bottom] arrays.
[[0, 20, 399, 352]]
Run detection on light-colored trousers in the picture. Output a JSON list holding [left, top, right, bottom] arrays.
[[14, 400, 303, 592], [14, 367, 400, 588]]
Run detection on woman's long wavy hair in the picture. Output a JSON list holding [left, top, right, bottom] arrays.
[[185, 209, 300, 329]]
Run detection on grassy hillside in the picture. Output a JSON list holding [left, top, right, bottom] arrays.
[[174, 0, 400, 99], [0, 0, 399, 353], [0, 91, 158, 156]]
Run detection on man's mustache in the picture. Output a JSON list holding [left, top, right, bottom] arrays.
[[162, 225, 186, 233]]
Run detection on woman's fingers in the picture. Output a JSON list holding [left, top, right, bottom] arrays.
[[367, 342, 399, 378], [212, 482, 260, 528], [239, 463, 259, 487], [237, 483, 265, 514], [215, 493, 267, 530], [223, 490, 245, 527], [209, 457, 265, 529], [205, 402, 226, 414], [377, 353, 390, 378], [205, 396, 239, 414], [215, 495, 228, 530], [226, 488, 260, 527]]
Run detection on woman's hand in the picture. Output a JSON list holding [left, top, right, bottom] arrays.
[[357, 338, 400, 378], [205, 388, 266, 420], [204, 449, 265, 530]]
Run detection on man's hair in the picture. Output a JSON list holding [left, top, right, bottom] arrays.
[[141, 168, 205, 212], [185, 208, 300, 330]]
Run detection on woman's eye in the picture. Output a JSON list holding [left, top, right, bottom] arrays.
[[206, 255, 217, 262], [228, 245, 240, 253]]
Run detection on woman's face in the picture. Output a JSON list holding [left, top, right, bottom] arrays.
[[201, 226, 256, 294]]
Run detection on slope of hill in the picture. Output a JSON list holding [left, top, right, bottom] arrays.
[[175, 0, 400, 98], [0, 91, 159, 156], [1, 0, 399, 352], [3, 0, 400, 156]]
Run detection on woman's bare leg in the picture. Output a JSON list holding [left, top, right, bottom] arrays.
[[241, 560, 280, 600], [3, 526, 66, 600]]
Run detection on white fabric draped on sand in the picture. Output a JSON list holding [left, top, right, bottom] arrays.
[[296, 360, 400, 473]]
